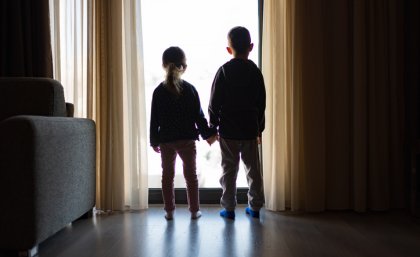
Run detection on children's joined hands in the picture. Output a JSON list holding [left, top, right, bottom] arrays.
[[206, 134, 218, 146]]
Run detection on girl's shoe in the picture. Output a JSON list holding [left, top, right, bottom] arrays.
[[191, 211, 202, 219], [165, 211, 174, 220]]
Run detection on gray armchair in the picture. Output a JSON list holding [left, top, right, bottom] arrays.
[[0, 77, 96, 256]]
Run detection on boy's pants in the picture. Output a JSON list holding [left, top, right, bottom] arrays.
[[160, 140, 199, 213], [219, 138, 265, 211]]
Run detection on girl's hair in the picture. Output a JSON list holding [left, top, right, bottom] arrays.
[[162, 46, 187, 96]]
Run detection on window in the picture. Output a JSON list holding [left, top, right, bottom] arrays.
[[141, 0, 260, 188]]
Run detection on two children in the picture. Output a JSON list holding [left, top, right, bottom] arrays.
[[150, 27, 265, 220]]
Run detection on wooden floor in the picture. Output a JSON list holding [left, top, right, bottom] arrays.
[[9, 205, 420, 257]]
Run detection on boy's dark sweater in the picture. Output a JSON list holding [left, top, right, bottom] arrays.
[[150, 80, 215, 147], [209, 58, 266, 140]]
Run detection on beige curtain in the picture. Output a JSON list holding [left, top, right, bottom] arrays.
[[88, 0, 148, 211], [262, 0, 405, 212], [262, 0, 303, 211], [51, 0, 148, 211]]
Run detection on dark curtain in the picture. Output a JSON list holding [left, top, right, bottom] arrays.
[[0, 0, 53, 77], [404, 0, 420, 215], [294, 0, 405, 211]]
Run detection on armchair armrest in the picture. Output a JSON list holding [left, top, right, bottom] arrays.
[[66, 103, 74, 117], [0, 115, 96, 250]]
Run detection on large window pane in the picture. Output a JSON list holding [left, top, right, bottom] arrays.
[[141, 0, 259, 188]]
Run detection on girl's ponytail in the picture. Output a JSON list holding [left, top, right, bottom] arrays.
[[165, 63, 183, 96], [162, 46, 187, 96]]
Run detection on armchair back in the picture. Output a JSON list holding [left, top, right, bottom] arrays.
[[0, 77, 67, 122]]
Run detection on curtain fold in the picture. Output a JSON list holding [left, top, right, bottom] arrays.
[[90, 0, 126, 211], [50, 0, 148, 211], [0, 0, 53, 77], [262, 0, 405, 212]]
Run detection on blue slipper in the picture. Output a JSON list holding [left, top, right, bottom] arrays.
[[219, 209, 235, 219], [245, 207, 260, 218]]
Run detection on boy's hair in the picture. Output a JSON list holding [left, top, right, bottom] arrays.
[[162, 46, 186, 96], [228, 26, 251, 54]]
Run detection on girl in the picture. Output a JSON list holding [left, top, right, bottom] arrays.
[[149, 46, 217, 220]]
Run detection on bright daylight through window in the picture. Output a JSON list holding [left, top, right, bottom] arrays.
[[141, 0, 259, 188]]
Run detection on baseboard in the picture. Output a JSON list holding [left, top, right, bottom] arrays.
[[148, 188, 249, 204]]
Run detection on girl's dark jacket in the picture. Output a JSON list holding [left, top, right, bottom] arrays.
[[150, 81, 215, 147]]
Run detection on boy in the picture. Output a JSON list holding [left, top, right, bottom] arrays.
[[209, 26, 266, 219]]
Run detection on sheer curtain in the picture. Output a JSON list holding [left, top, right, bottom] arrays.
[[261, 0, 304, 211], [120, 0, 148, 210], [262, 0, 405, 212], [50, 0, 148, 211], [49, 0, 88, 117]]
